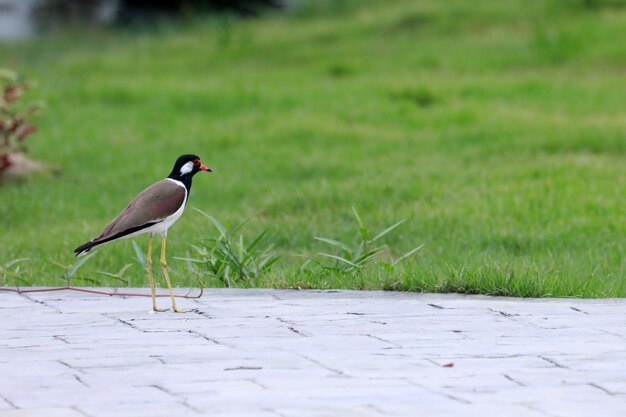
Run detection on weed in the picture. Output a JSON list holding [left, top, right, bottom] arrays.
[[175, 209, 280, 286], [307, 208, 423, 273], [0, 258, 30, 286], [96, 264, 133, 286], [50, 251, 99, 286]]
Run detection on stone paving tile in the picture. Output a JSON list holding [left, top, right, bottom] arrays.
[[1, 288, 626, 416]]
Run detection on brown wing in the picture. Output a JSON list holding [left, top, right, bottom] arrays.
[[92, 179, 186, 243]]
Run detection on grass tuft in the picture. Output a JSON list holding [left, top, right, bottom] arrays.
[[175, 209, 280, 287]]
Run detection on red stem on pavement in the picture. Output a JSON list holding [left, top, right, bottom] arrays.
[[0, 286, 203, 298]]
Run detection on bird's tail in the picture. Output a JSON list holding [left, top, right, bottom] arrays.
[[74, 241, 100, 257]]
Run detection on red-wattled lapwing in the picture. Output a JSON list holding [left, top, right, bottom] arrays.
[[74, 154, 211, 313]]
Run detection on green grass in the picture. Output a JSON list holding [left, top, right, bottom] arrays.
[[1, 0, 625, 297]]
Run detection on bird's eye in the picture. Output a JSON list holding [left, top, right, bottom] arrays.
[[193, 159, 200, 166]]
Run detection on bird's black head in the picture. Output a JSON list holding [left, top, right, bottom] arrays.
[[168, 154, 211, 184]]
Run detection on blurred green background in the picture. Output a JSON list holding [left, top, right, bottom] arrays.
[[1, 0, 625, 296]]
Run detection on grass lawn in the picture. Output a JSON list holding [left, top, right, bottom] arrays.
[[1, 0, 625, 297]]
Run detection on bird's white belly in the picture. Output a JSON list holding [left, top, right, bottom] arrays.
[[148, 201, 186, 236]]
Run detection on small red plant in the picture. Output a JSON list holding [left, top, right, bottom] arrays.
[[0, 69, 42, 176]]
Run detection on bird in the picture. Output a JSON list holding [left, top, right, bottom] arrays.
[[74, 154, 211, 313]]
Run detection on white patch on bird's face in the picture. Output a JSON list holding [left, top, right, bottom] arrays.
[[179, 161, 194, 175]]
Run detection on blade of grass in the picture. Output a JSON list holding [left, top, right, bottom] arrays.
[[67, 251, 97, 278], [368, 219, 407, 243], [353, 246, 386, 265], [132, 241, 146, 268], [314, 237, 352, 258], [317, 252, 359, 268], [193, 208, 228, 236], [3, 258, 29, 268], [392, 244, 425, 267], [351, 207, 369, 240]]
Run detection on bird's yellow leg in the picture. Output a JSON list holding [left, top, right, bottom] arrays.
[[147, 235, 167, 312], [160, 235, 189, 313]]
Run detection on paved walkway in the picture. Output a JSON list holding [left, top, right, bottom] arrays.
[[1, 289, 625, 417]]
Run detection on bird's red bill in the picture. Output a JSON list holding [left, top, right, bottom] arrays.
[[193, 158, 211, 172]]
